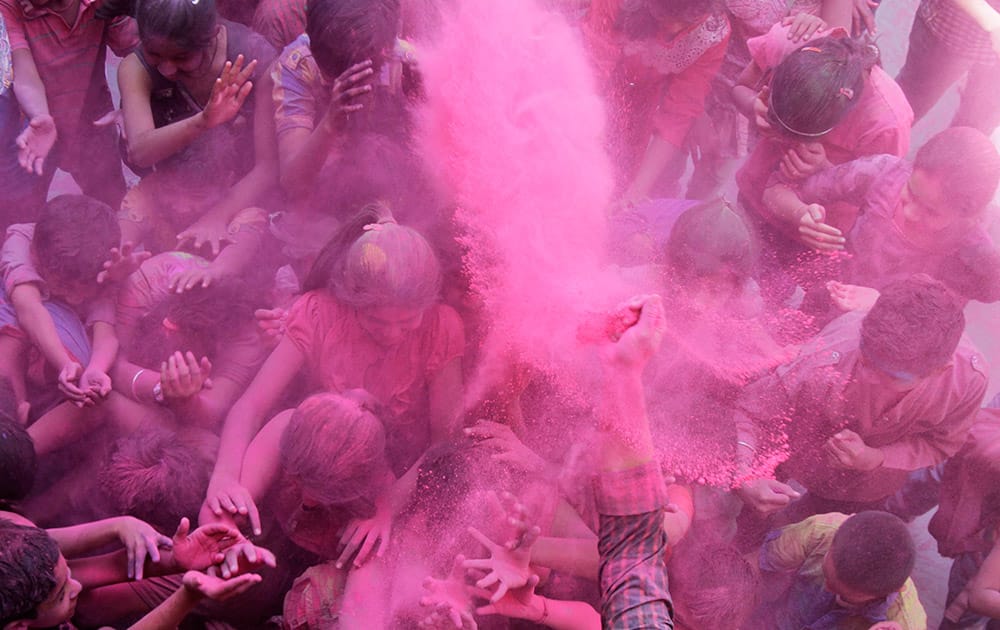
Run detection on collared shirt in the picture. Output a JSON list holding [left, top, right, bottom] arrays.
[[595, 460, 674, 628], [919, 0, 1000, 64], [270, 33, 330, 139], [0, 0, 137, 170], [736, 311, 988, 502], [760, 512, 927, 629]]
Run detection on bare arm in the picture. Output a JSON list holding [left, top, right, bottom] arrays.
[[9, 283, 74, 370], [10, 48, 49, 120]]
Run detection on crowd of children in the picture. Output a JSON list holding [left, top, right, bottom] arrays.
[[1, 0, 1000, 627]]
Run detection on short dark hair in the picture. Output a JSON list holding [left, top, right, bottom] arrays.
[[136, 0, 218, 52], [34, 195, 120, 287], [830, 511, 915, 598], [860, 274, 965, 376], [669, 543, 758, 630], [666, 199, 756, 281], [306, 0, 400, 79], [0, 521, 59, 626], [0, 416, 36, 502], [914, 126, 1000, 218]]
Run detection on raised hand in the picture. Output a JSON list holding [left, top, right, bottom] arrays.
[[827, 281, 880, 312], [202, 55, 257, 129], [79, 368, 112, 405], [171, 517, 242, 571], [336, 504, 392, 569], [599, 295, 666, 369], [160, 351, 213, 401], [58, 361, 89, 406], [206, 541, 277, 579], [780, 142, 830, 180], [202, 479, 262, 536], [782, 12, 828, 41], [176, 214, 232, 258], [737, 478, 801, 515], [168, 265, 219, 294], [824, 429, 884, 471], [471, 573, 544, 622], [322, 59, 375, 132], [464, 421, 548, 474], [462, 525, 538, 603], [114, 516, 173, 580], [419, 555, 478, 630], [16, 114, 57, 176], [182, 570, 262, 601], [97, 242, 152, 285], [797, 203, 845, 251]]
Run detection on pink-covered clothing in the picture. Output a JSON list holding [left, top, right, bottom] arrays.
[[737, 311, 988, 503], [116, 252, 267, 389], [0, 223, 114, 327], [736, 22, 913, 232], [285, 290, 465, 470], [0, 0, 137, 173], [798, 154, 997, 300]]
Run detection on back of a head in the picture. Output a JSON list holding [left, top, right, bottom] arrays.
[[306, 0, 400, 79], [304, 204, 442, 310], [860, 274, 965, 376], [668, 543, 758, 630], [830, 511, 915, 598], [0, 521, 59, 627], [666, 198, 756, 282], [770, 37, 876, 137], [35, 195, 120, 287], [0, 417, 36, 504], [136, 0, 218, 51], [280, 392, 387, 507], [914, 127, 1000, 218], [616, 0, 717, 39], [100, 429, 216, 533]]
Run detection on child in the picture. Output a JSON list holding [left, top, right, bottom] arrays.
[[117, 0, 277, 258], [0, 195, 121, 415], [753, 511, 925, 628], [204, 204, 464, 567], [766, 126, 1000, 308]]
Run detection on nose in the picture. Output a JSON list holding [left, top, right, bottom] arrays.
[[69, 578, 83, 600], [158, 61, 178, 78]]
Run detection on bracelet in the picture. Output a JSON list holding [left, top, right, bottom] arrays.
[[130, 369, 147, 400], [152, 381, 165, 405], [535, 596, 549, 624], [736, 440, 757, 454]]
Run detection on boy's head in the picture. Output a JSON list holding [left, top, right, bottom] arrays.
[[669, 543, 758, 630], [100, 429, 217, 534], [823, 511, 915, 605], [907, 127, 1000, 230], [0, 417, 36, 504], [0, 521, 81, 630], [859, 274, 965, 384], [306, 0, 400, 81], [33, 195, 120, 304]]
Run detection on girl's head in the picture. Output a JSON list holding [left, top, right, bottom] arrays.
[[280, 392, 388, 514], [767, 37, 877, 139], [905, 127, 1000, 231], [136, 0, 219, 80], [306, 0, 400, 81], [305, 204, 442, 346], [666, 199, 756, 308]]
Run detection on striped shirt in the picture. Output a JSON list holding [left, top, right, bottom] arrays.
[[918, 0, 1000, 64]]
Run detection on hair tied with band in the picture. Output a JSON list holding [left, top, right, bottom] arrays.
[[800, 46, 823, 53], [839, 87, 855, 100]]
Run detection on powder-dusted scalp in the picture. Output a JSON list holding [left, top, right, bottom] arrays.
[[34, 195, 120, 286], [0, 416, 36, 503], [914, 126, 1000, 217], [666, 198, 756, 281], [136, 0, 218, 52], [860, 274, 965, 376], [280, 392, 388, 507], [769, 36, 877, 137], [0, 521, 59, 626], [668, 543, 758, 630], [306, 0, 400, 79], [305, 204, 442, 310], [830, 511, 915, 598]]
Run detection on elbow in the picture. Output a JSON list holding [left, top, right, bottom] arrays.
[[966, 588, 994, 615], [125, 137, 157, 170]]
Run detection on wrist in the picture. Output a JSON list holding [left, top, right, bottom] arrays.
[[530, 595, 549, 624]]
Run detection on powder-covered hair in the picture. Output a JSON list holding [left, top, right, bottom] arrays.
[[100, 429, 217, 534], [0, 521, 59, 626], [860, 274, 965, 376], [304, 203, 442, 310], [914, 126, 1000, 218], [666, 198, 756, 282], [830, 511, 915, 598], [34, 195, 120, 287], [280, 392, 388, 507], [0, 416, 35, 503], [136, 0, 219, 52], [769, 36, 878, 138], [669, 543, 758, 630], [306, 0, 400, 79]]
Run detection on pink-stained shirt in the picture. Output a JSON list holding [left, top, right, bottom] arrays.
[[0, 0, 138, 172], [285, 290, 465, 470], [798, 154, 997, 300], [0, 223, 114, 327], [116, 252, 268, 389], [737, 311, 988, 503], [736, 22, 913, 232]]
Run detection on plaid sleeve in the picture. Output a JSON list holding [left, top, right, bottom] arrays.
[[596, 461, 674, 629]]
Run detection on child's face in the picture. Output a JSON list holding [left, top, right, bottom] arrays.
[[821, 552, 880, 608], [356, 305, 426, 348], [42, 273, 98, 306], [30, 555, 82, 627], [142, 37, 210, 82], [898, 169, 957, 234]]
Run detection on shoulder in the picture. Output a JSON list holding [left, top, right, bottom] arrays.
[[954, 337, 989, 384], [223, 19, 278, 70]]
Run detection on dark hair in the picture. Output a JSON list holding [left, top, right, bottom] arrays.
[[303, 204, 442, 310], [666, 199, 756, 281], [615, 0, 717, 38], [34, 195, 120, 287], [306, 0, 400, 79], [860, 274, 965, 376], [100, 429, 216, 533], [769, 36, 877, 137], [136, 0, 219, 52], [0, 521, 59, 626], [0, 417, 36, 503], [914, 127, 1000, 218], [669, 544, 758, 630], [829, 511, 915, 598], [937, 241, 1000, 303]]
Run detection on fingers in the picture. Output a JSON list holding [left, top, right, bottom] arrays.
[[466, 526, 498, 552], [174, 517, 192, 540], [461, 558, 492, 570]]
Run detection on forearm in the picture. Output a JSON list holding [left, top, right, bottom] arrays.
[[128, 586, 200, 630], [212, 401, 267, 482], [12, 294, 73, 368], [956, 0, 1000, 32], [762, 183, 809, 227], [11, 49, 50, 120], [126, 112, 209, 169], [820, 0, 854, 30], [733, 84, 759, 118], [48, 517, 127, 556], [207, 223, 264, 278], [112, 359, 160, 402], [531, 537, 599, 581], [87, 322, 119, 373], [281, 122, 340, 199], [598, 368, 654, 471]]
